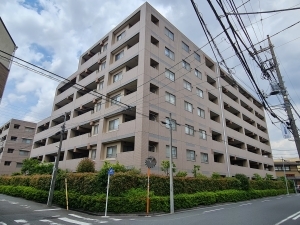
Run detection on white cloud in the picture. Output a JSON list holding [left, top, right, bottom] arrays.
[[7, 93, 27, 103]]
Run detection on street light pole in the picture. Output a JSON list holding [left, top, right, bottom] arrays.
[[282, 158, 289, 195], [168, 112, 174, 214], [47, 112, 68, 206]]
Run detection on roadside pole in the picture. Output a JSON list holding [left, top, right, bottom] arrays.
[[145, 156, 156, 216], [65, 178, 69, 210], [103, 167, 114, 217]]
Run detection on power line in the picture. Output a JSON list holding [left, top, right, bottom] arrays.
[[225, 7, 300, 15]]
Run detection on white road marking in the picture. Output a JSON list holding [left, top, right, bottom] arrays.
[[110, 218, 122, 221], [40, 219, 63, 225], [8, 201, 18, 204], [203, 208, 224, 213], [239, 203, 252, 206], [58, 217, 92, 225], [275, 211, 300, 225], [0, 222, 7, 225], [293, 214, 300, 220], [14, 220, 28, 223], [130, 219, 136, 220], [261, 200, 270, 202], [69, 214, 96, 221], [0, 199, 6, 202], [34, 208, 61, 211], [276, 197, 282, 199]]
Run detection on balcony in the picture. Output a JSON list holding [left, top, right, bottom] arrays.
[[241, 100, 254, 114], [249, 160, 263, 170], [230, 156, 248, 167], [75, 81, 98, 99], [226, 119, 243, 133], [54, 94, 73, 111], [222, 86, 238, 103], [244, 128, 258, 141], [246, 144, 260, 155], [50, 113, 71, 128], [224, 102, 241, 118], [228, 137, 245, 150], [73, 101, 94, 118], [33, 138, 46, 149], [56, 78, 76, 95]]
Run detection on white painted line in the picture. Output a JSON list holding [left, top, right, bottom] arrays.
[[69, 214, 96, 221], [58, 217, 91, 225], [34, 208, 61, 211], [276, 197, 282, 199], [99, 222, 108, 224], [261, 200, 270, 202], [239, 203, 252, 206], [14, 220, 28, 223], [40, 219, 62, 225], [275, 211, 300, 225], [293, 214, 300, 220], [203, 208, 224, 213], [9, 201, 18, 204], [130, 219, 136, 220], [0, 222, 7, 225], [110, 218, 122, 221]]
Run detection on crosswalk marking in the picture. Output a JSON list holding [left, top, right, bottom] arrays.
[[14, 220, 28, 223], [58, 217, 91, 225], [69, 214, 110, 223], [40, 219, 62, 225]]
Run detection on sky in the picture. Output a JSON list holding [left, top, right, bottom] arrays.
[[1, 0, 300, 160]]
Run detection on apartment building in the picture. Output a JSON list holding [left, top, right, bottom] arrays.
[[274, 158, 300, 186], [0, 17, 17, 104], [0, 119, 36, 175], [30, 2, 275, 178]]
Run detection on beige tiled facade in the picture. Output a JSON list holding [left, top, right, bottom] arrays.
[[0, 119, 36, 175], [0, 17, 17, 104], [30, 3, 275, 178]]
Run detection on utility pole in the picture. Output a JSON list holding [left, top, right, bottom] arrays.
[[268, 35, 300, 158], [282, 158, 289, 195], [168, 112, 174, 214], [47, 112, 68, 206]]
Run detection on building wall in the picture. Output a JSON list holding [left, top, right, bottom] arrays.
[[0, 119, 36, 175], [274, 159, 300, 185], [30, 2, 275, 178]]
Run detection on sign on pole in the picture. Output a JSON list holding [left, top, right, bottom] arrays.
[[103, 167, 114, 218], [281, 123, 291, 139], [145, 156, 156, 216]]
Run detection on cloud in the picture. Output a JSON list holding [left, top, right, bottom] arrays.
[[7, 93, 27, 103]]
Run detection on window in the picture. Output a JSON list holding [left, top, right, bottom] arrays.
[[111, 94, 121, 105], [165, 118, 177, 130], [22, 138, 32, 144], [182, 42, 189, 52], [201, 153, 209, 163], [11, 136, 17, 141], [196, 88, 204, 98], [151, 14, 159, 26], [186, 150, 195, 161], [7, 148, 14, 153], [102, 43, 108, 52], [93, 124, 99, 135], [165, 69, 175, 81], [4, 161, 11, 166], [165, 27, 174, 40], [150, 58, 159, 69], [184, 80, 192, 91], [14, 124, 20, 129], [182, 60, 191, 71], [98, 80, 104, 90], [115, 50, 124, 61], [91, 149, 96, 160], [113, 71, 123, 83], [165, 47, 175, 60], [195, 69, 202, 79], [197, 108, 205, 118], [166, 145, 177, 158], [151, 36, 159, 46], [109, 119, 119, 131], [19, 150, 29, 156], [149, 111, 158, 121], [117, 31, 126, 41], [184, 101, 193, 112], [100, 61, 106, 70], [194, 52, 201, 62], [94, 102, 101, 112], [16, 163, 23, 168], [150, 83, 159, 94], [185, 124, 194, 136], [199, 129, 207, 140], [25, 127, 34, 132], [165, 92, 176, 105], [107, 146, 117, 158]]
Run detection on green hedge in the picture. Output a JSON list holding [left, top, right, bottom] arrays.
[[0, 173, 291, 197], [0, 185, 293, 213]]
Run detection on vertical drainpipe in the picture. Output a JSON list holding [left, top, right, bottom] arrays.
[[216, 65, 231, 177]]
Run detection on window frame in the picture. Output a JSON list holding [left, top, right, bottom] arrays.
[[182, 41, 189, 52], [182, 60, 191, 71], [94, 102, 101, 112], [93, 124, 99, 135], [166, 145, 177, 159], [113, 71, 123, 83], [186, 150, 196, 161], [106, 146, 117, 158], [199, 129, 207, 140], [164, 27, 174, 40], [100, 61, 106, 71], [108, 118, 119, 131], [197, 107, 205, 118], [184, 101, 193, 113], [165, 92, 176, 105], [165, 69, 175, 81], [183, 80, 192, 91], [117, 31, 126, 41], [196, 88, 204, 98], [165, 117, 177, 130], [111, 94, 121, 106], [195, 69, 202, 79], [165, 47, 175, 60], [185, 124, 194, 136], [194, 52, 201, 62], [19, 150, 29, 156], [22, 138, 32, 144], [115, 50, 124, 61], [201, 153, 209, 163]]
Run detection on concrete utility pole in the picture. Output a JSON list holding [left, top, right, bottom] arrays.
[[168, 112, 174, 214], [47, 112, 68, 206], [282, 158, 289, 195], [268, 35, 300, 158]]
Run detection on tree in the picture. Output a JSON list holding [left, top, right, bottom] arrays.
[[176, 171, 187, 177], [192, 165, 201, 178], [21, 158, 40, 175], [235, 174, 249, 190], [160, 160, 176, 176], [264, 173, 274, 180], [76, 158, 95, 173], [252, 173, 263, 180]]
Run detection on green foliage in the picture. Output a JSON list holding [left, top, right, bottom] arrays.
[[235, 174, 250, 191], [0, 185, 291, 213], [264, 174, 274, 180], [76, 158, 95, 173], [192, 165, 201, 178], [175, 171, 187, 177], [211, 172, 222, 179], [252, 173, 263, 180], [11, 172, 21, 176], [20, 158, 54, 175], [160, 160, 176, 176]]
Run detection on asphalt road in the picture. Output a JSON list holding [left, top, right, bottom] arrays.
[[1, 193, 300, 225]]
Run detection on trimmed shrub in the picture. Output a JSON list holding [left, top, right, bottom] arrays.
[[76, 158, 95, 173], [235, 174, 250, 191]]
